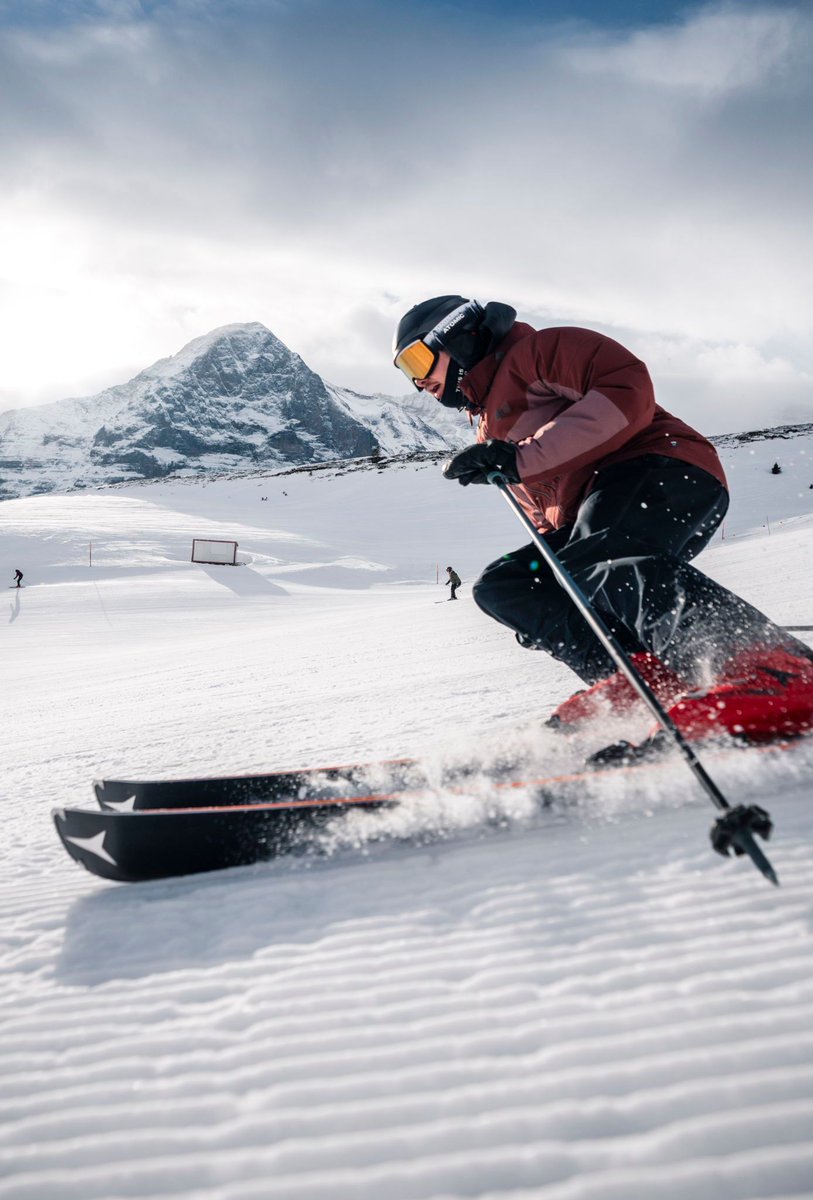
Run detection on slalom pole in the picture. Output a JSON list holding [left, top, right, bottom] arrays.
[[488, 472, 779, 886]]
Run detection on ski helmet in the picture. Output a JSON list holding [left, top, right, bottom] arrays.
[[392, 295, 515, 408]]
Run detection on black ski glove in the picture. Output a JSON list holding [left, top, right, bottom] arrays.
[[442, 439, 521, 486]]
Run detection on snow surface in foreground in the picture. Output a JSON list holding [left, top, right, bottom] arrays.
[[1, 448, 812, 1200]]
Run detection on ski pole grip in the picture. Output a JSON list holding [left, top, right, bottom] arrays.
[[486, 470, 509, 486]]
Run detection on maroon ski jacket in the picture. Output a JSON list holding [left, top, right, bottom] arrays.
[[461, 323, 726, 532]]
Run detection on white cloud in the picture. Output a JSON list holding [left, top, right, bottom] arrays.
[[694, 340, 801, 381], [623, 330, 813, 433], [568, 4, 805, 95]]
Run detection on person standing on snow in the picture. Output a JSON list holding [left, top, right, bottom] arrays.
[[445, 566, 461, 600], [392, 295, 813, 743], [13, 569, 23, 588]]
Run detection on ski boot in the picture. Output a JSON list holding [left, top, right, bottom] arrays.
[[547, 653, 687, 732], [658, 645, 813, 744]]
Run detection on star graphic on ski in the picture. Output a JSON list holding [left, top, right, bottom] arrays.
[[65, 829, 118, 866]]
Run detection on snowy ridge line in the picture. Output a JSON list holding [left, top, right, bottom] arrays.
[[2, 1126, 813, 1200], [5, 1034, 813, 1145], [4, 922, 812, 1032], [3, 1062, 813, 1155], [4, 995, 813, 1086], [6, 868, 813, 1036], [3, 1090, 813, 1170], [4, 1022, 813, 1171], [710, 419, 813, 448], [18, 966, 810, 1049], [95, 447, 451, 494]]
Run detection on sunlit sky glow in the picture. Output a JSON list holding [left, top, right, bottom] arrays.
[[1, 0, 811, 434]]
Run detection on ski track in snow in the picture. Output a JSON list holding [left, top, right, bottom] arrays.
[[1, 443, 812, 1200]]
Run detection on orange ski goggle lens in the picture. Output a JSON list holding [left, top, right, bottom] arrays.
[[394, 339, 438, 385]]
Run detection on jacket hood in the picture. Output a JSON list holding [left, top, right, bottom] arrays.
[[479, 302, 518, 357]]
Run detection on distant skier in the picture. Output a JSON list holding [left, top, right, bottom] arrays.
[[13, 569, 23, 588], [445, 566, 461, 600], [392, 295, 813, 743]]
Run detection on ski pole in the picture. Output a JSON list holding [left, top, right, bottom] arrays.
[[487, 472, 779, 886]]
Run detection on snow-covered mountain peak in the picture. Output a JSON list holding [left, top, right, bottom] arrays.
[[140, 322, 297, 383], [0, 323, 467, 499]]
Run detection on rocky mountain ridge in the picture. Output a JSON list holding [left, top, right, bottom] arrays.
[[709, 421, 813, 448], [0, 323, 467, 499]]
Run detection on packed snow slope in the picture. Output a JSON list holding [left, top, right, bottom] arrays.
[[1, 426, 812, 1200]]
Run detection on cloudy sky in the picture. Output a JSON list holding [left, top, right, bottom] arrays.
[[1, 0, 811, 434]]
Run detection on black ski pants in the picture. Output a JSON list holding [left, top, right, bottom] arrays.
[[472, 454, 791, 688]]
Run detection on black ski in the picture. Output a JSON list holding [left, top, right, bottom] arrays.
[[94, 758, 422, 812], [54, 792, 395, 883]]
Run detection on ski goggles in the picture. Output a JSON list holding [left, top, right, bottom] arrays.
[[393, 338, 438, 387]]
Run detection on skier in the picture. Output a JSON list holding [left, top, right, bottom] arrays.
[[445, 566, 461, 600], [13, 569, 23, 588], [392, 295, 813, 743]]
